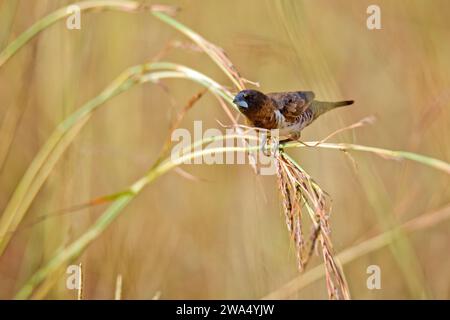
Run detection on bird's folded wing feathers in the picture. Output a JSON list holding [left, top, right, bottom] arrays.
[[266, 91, 315, 122]]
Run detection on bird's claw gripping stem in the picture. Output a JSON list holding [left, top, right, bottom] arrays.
[[260, 134, 280, 157]]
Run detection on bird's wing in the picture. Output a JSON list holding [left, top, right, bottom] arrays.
[[266, 91, 315, 122]]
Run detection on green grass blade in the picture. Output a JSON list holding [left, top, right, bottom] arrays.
[[0, 62, 235, 256], [284, 141, 450, 175]]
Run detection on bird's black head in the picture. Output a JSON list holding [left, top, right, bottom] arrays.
[[233, 89, 267, 115]]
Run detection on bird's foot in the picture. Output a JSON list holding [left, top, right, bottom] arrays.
[[260, 134, 280, 157], [277, 132, 301, 150]]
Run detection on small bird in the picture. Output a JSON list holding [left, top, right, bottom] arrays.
[[233, 89, 354, 141]]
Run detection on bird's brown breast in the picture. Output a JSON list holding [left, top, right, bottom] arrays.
[[245, 99, 279, 130]]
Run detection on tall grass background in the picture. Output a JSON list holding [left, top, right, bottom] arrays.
[[0, 0, 449, 299]]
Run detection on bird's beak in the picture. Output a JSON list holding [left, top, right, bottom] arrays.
[[233, 96, 248, 109]]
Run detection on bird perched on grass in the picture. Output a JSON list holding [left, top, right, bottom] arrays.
[[233, 89, 353, 141]]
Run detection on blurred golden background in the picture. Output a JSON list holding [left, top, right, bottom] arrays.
[[0, 0, 449, 299]]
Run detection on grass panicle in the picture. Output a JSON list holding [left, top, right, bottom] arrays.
[[276, 151, 350, 299]]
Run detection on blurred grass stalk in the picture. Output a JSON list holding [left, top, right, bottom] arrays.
[[0, 61, 233, 256], [0, 2, 247, 299], [263, 204, 450, 299], [271, 1, 446, 299], [0, 1, 176, 67], [284, 142, 450, 174], [0, 0, 19, 49], [355, 163, 431, 298], [0, 1, 244, 256]]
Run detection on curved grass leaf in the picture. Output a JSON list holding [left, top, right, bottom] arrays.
[[0, 62, 235, 256]]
